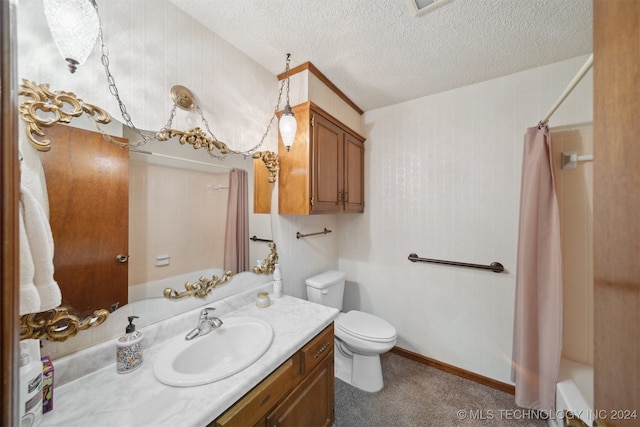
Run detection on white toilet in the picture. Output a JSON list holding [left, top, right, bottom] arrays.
[[306, 270, 397, 392]]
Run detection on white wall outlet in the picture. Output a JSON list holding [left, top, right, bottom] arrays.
[[155, 255, 170, 266]]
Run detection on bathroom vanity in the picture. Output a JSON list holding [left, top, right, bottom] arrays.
[[40, 284, 339, 426], [214, 323, 334, 426]]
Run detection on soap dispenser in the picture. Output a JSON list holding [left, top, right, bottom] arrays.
[[116, 316, 143, 374], [272, 263, 283, 298]]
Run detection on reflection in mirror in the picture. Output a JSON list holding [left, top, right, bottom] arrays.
[[162, 270, 233, 300], [23, 112, 275, 341], [39, 123, 129, 314], [127, 148, 231, 303], [16, 0, 282, 347]]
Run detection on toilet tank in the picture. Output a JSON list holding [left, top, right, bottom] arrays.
[[305, 270, 346, 311]]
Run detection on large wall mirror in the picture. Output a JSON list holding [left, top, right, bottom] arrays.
[[20, 111, 275, 342], [46, 119, 272, 307], [17, 0, 280, 348]]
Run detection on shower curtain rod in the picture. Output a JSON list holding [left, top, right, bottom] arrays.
[[539, 53, 593, 126], [130, 149, 234, 170]]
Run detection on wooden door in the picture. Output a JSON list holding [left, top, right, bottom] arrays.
[[40, 124, 129, 314], [593, 1, 640, 425], [312, 113, 343, 213], [343, 132, 365, 213]]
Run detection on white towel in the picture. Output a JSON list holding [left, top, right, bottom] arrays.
[[19, 203, 41, 315], [20, 185, 61, 313], [19, 127, 49, 218]]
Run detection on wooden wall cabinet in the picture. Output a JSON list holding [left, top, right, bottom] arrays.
[[213, 323, 335, 427], [278, 102, 365, 215], [253, 157, 274, 214]]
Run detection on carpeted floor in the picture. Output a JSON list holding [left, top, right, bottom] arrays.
[[334, 352, 548, 427]]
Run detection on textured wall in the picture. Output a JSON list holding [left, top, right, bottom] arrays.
[[338, 55, 593, 384]]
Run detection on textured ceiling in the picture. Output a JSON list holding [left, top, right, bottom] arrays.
[[169, 0, 593, 112]]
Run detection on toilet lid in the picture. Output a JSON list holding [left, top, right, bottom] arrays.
[[336, 310, 397, 343]]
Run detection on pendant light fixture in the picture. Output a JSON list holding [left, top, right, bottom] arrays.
[[278, 54, 297, 151], [42, 0, 100, 73]]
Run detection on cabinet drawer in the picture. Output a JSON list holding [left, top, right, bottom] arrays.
[[215, 358, 294, 427], [299, 323, 334, 376]]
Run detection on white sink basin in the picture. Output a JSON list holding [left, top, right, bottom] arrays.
[[153, 316, 273, 387]]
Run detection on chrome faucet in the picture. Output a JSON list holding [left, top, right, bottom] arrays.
[[185, 307, 223, 340]]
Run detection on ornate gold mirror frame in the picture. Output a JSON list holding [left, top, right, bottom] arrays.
[[252, 151, 279, 183], [19, 80, 281, 178], [251, 242, 279, 274], [19, 80, 112, 152], [18, 80, 280, 341], [162, 242, 280, 300], [20, 308, 110, 342], [163, 271, 234, 300]]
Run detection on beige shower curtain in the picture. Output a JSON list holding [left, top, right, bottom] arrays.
[[224, 168, 249, 273], [511, 125, 562, 413]]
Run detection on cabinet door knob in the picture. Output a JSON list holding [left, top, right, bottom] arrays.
[[116, 254, 128, 263]]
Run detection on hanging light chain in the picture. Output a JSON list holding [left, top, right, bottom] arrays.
[[88, 2, 292, 159], [98, 24, 147, 141], [196, 105, 227, 160], [160, 104, 178, 134], [284, 53, 291, 107], [94, 0, 179, 147], [196, 105, 218, 142], [209, 63, 288, 159]]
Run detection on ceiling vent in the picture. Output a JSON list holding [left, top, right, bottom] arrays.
[[406, 0, 452, 17]]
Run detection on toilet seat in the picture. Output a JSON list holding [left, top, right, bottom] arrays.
[[336, 310, 397, 343]]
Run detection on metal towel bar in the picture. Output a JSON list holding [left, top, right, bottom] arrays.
[[408, 253, 504, 273], [296, 228, 332, 239], [249, 236, 273, 243]]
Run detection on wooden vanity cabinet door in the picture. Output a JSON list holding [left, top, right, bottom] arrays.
[[214, 359, 294, 427], [310, 113, 343, 214], [310, 111, 365, 214], [298, 323, 334, 377], [343, 132, 364, 213], [213, 324, 335, 427], [266, 351, 334, 427]]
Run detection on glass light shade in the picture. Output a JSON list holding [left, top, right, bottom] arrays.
[[279, 104, 297, 151], [43, 0, 100, 73]]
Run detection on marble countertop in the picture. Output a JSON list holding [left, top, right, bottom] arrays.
[[41, 289, 339, 427]]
